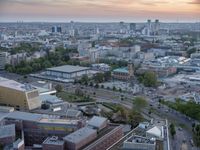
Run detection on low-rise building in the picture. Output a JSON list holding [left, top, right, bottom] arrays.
[[42, 136, 64, 150], [63, 127, 97, 150], [45, 65, 91, 79], [112, 67, 130, 80], [4, 111, 83, 146], [83, 124, 123, 150], [91, 63, 111, 72], [123, 135, 156, 150], [87, 116, 107, 131], [13, 139, 25, 150], [0, 124, 16, 145]]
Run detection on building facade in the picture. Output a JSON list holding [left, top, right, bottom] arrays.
[[0, 78, 41, 111], [0, 52, 8, 70]]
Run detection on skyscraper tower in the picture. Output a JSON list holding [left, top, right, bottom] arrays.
[[154, 19, 160, 35], [147, 19, 152, 36]]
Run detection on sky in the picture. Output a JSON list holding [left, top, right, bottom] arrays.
[[0, 0, 199, 22]]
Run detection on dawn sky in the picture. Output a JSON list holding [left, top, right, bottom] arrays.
[[0, 0, 199, 22]]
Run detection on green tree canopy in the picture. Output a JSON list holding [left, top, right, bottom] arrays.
[[133, 97, 147, 111], [139, 71, 157, 87]]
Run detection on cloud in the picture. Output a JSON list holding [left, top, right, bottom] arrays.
[[0, 0, 199, 22], [188, 0, 200, 4]]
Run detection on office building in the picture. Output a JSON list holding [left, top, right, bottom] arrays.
[[52, 26, 62, 33], [130, 23, 136, 31], [154, 19, 160, 35], [0, 77, 41, 111], [4, 111, 83, 146]]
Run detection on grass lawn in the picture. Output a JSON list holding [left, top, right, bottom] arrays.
[[57, 91, 94, 103]]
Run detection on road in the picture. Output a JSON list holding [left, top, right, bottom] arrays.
[[1, 71, 199, 149]]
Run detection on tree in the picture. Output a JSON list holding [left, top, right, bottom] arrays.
[[41, 103, 50, 110], [139, 71, 157, 87], [187, 48, 196, 57], [55, 84, 63, 92], [80, 75, 89, 85], [89, 82, 94, 87], [112, 86, 116, 91], [193, 124, 200, 146], [94, 73, 104, 83], [133, 97, 147, 111], [94, 83, 99, 88], [104, 71, 111, 81], [170, 123, 176, 139], [128, 110, 143, 129], [75, 88, 84, 96]]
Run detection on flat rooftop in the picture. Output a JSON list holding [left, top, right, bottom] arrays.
[[0, 77, 36, 92], [39, 118, 79, 125], [87, 116, 107, 129], [0, 124, 15, 138], [6, 111, 43, 122], [126, 135, 156, 145], [46, 65, 90, 73], [0, 112, 10, 122], [63, 127, 97, 144], [43, 136, 64, 146]]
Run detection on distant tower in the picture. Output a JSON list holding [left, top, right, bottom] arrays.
[[52, 26, 62, 33], [128, 61, 134, 78], [96, 27, 100, 34], [147, 19, 152, 36], [154, 19, 160, 35], [130, 23, 136, 31]]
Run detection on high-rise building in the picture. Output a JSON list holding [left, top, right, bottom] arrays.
[[130, 23, 136, 31], [145, 19, 160, 36], [52, 26, 62, 33], [154, 19, 160, 35]]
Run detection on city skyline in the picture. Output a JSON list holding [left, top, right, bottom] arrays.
[[0, 0, 200, 22]]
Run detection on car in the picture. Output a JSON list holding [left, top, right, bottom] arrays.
[[178, 127, 183, 131], [190, 139, 194, 147]]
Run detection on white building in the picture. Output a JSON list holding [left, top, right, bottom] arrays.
[[123, 135, 156, 150]]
